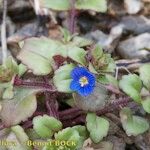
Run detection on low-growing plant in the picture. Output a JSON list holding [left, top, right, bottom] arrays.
[[0, 0, 150, 150]]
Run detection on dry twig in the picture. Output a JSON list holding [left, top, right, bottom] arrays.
[[1, 0, 7, 63]]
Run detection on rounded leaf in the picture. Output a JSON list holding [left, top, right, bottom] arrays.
[[33, 115, 62, 138], [73, 83, 108, 111], [139, 64, 150, 91], [17, 37, 67, 75], [68, 46, 87, 66], [75, 0, 107, 12], [6, 125, 32, 150], [40, 0, 70, 11], [0, 88, 38, 126], [119, 74, 142, 103], [86, 113, 109, 143], [55, 127, 83, 149], [53, 64, 75, 92], [142, 97, 150, 113], [120, 108, 149, 136]]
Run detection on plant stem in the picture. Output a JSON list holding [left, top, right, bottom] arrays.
[[62, 97, 130, 127], [59, 108, 84, 120], [1, 0, 7, 63], [43, 77, 59, 119], [104, 84, 124, 95], [62, 115, 85, 127], [59, 97, 131, 122], [69, 0, 76, 34], [0, 124, 5, 130], [14, 76, 56, 92], [22, 97, 131, 129], [45, 93, 59, 119], [22, 120, 33, 129], [97, 97, 130, 115]]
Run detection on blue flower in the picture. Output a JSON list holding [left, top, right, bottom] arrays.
[[70, 67, 96, 96]]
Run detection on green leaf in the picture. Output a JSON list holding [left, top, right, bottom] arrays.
[[26, 129, 41, 141], [0, 126, 32, 150], [53, 64, 75, 92], [55, 127, 83, 149], [142, 97, 150, 113], [0, 88, 39, 126], [119, 74, 142, 103], [91, 45, 103, 61], [68, 46, 87, 65], [0, 57, 19, 82], [104, 57, 116, 72], [65, 98, 76, 107], [17, 37, 67, 75], [40, 0, 107, 12], [40, 0, 70, 11], [33, 115, 62, 138], [99, 75, 117, 86], [86, 113, 109, 143], [21, 37, 67, 60], [61, 28, 72, 42], [0, 128, 11, 150], [6, 125, 32, 150], [72, 36, 93, 47], [90, 46, 115, 73], [72, 125, 88, 139], [75, 0, 107, 12], [105, 74, 119, 89], [2, 85, 14, 99], [3, 57, 18, 73], [139, 64, 150, 91], [17, 50, 52, 75], [73, 82, 108, 111], [97, 75, 109, 84], [88, 63, 98, 74], [120, 108, 149, 136], [18, 64, 27, 77]]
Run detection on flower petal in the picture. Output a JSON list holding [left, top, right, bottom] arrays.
[[70, 80, 81, 91], [71, 67, 88, 80], [70, 67, 96, 96], [87, 74, 96, 86], [78, 85, 94, 96]]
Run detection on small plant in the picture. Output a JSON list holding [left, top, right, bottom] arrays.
[[0, 0, 150, 150]]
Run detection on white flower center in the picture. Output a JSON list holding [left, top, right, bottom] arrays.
[[79, 76, 88, 87]]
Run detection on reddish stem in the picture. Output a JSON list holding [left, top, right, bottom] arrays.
[[21, 97, 131, 129], [22, 120, 33, 129], [105, 84, 124, 95], [97, 97, 130, 115], [14, 76, 56, 92], [62, 115, 85, 127], [62, 98, 130, 127], [0, 124, 5, 130], [59, 107, 82, 117], [69, 0, 77, 34], [13, 76, 131, 128], [43, 77, 59, 118], [45, 93, 59, 119], [59, 97, 130, 122], [60, 109, 84, 120]]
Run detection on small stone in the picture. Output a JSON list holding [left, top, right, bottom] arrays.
[[85, 30, 109, 48], [107, 136, 126, 150], [117, 33, 150, 59], [121, 16, 150, 34], [134, 131, 150, 150], [85, 28, 123, 53], [7, 23, 38, 43], [124, 0, 143, 14]]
